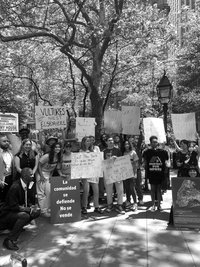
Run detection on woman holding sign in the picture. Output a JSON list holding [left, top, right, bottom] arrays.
[[122, 141, 138, 211], [37, 142, 62, 217], [80, 136, 103, 215], [59, 141, 72, 179]]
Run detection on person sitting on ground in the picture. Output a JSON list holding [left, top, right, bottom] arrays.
[[0, 167, 40, 251]]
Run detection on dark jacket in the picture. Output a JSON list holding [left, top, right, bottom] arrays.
[[0, 180, 35, 219]]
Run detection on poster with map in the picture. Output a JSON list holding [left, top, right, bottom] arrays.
[[172, 177, 200, 228]]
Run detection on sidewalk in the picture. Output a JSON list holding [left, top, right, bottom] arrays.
[[1, 177, 200, 266]]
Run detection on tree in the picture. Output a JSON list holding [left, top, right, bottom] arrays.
[[173, 6, 200, 113], [0, 0, 177, 133]]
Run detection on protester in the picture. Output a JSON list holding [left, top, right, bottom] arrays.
[[14, 138, 39, 206], [80, 136, 103, 214], [0, 134, 14, 203], [37, 142, 62, 217], [59, 141, 72, 180], [43, 136, 58, 154], [98, 134, 107, 201], [143, 136, 169, 211], [171, 135, 199, 177], [14, 139, 39, 180], [103, 135, 125, 214], [0, 168, 40, 251], [122, 140, 138, 210], [114, 134, 122, 150], [129, 135, 144, 205]]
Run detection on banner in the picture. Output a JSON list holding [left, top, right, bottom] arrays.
[[35, 106, 67, 130], [122, 106, 140, 135], [76, 117, 96, 141], [0, 113, 18, 132], [71, 152, 103, 180], [171, 113, 196, 141], [143, 117, 166, 144], [172, 177, 200, 228], [51, 177, 81, 224], [103, 155, 134, 184], [104, 110, 122, 133]]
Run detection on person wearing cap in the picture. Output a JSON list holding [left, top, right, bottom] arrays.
[[43, 136, 58, 154]]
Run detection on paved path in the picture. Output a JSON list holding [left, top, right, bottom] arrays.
[[1, 177, 200, 266]]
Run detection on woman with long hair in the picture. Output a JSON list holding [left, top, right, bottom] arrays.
[[80, 136, 103, 214], [59, 141, 72, 179], [37, 142, 62, 217], [14, 139, 39, 204], [15, 138, 39, 180]]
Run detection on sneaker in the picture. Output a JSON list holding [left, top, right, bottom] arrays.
[[3, 238, 19, 251], [150, 205, 156, 212], [138, 200, 144, 205], [115, 205, 125, 215], [124, 201, 132, 208], [157, 206, 163, 211], [42, 212, 51, 218], [94, 207, 103, 214], [105, 205, 114, 213], [82, 207, 87, 214], [132, 203, 138, 211]]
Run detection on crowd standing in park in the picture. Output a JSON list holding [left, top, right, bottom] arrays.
[[1, 121, 200, 250]]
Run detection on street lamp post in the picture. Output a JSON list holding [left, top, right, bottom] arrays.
[[157, 72, 173, 140]]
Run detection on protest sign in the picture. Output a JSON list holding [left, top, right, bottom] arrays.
[[0, 113, 18, 132], [35, 106, 67, 130], [104, 110, 122, 133], [51, 177, 81, 224], [171, 113, 196, 141], [172, 177, 200, 229], [122, 106, 140, 135], [143, 117, 166, 144], [76, 117, 96, 141], [103, 155, 134, 184], [71, 152, 103, 180]]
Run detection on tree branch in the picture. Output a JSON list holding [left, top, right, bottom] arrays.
[[102, 45, 119, 112], [0, 32, 65, 45], [68, 58, 77, 117], [81, 74, 89, 117]]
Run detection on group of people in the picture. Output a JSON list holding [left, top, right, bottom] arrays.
[[1, 127, 200, 250]]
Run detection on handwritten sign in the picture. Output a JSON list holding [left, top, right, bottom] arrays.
[[71, 152, 103, 180], [35, 106, 67, 130], [104, 110, 122, 133], [143, 117, 166, 144], [122, 106, 140, 135], [76, 117, 95, 141], [0, 113, 18, 132], [51, 177, 81, 224], [171, 113, 196, 141], [103, 155, 134, 184]]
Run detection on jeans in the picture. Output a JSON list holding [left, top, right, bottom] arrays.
[[104, 180, 124, 206], [82, 180, 99, 208]]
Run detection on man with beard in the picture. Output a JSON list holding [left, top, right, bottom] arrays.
[[0, 134, 14, 203]]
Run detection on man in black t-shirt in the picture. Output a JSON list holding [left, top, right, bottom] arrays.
[[143, 136, 168, 211]]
